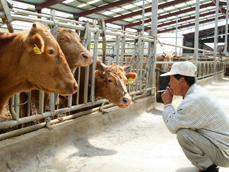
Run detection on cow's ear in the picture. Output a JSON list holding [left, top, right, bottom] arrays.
[[30, 34, 45, 54], [94, 70, 105, 82], [126, 72, 137, 80], [126, 72, 137, 84], [26, 23, 45, 54]]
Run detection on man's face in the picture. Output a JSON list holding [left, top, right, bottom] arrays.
[[169, 75, 183, 96]]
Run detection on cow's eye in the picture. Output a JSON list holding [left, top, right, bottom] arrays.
[[108, 79, 113, 83], [48, 49, 54, 55]]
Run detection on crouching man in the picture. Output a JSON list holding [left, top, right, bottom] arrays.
[[161, 61, 229, 172]]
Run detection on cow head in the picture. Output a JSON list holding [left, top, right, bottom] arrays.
[[162, 52, 176, 70], [57, 28, 93, 68], [162, 52, 175, 62], [94, 62, 137, 109], [23, 22, 77, 96]]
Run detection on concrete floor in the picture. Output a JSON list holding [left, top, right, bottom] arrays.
[[1, 76, 229, 172]]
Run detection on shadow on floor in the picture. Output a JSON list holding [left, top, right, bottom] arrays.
[[68, 137, 117, 159], [176, 167, 198, 172]]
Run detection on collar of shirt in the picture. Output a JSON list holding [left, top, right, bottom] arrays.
[[184, 83, 197, 99]]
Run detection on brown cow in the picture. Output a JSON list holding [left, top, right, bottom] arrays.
[[67, 58, 138, 110], [57, 28, 93, 67], [26, 27, 93, 107], [156, 52, 175, 72], [21, 59, 137, 124], [0, 22, 77, 115], [19, 27, 93, 122]]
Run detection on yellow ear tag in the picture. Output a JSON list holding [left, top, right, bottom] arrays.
[[33, 44, 42, 54], [128, 77, 135, 84]]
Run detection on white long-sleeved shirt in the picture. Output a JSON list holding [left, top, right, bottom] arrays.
[[163, 83, 229, 158]]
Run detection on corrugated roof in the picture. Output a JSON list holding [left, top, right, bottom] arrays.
[[2, 0, 229, 43]]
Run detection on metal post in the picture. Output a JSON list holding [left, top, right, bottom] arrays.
[[175, 15, 178, 55], [139, 37, 145, 92], [39, 91, 44, 115], [49, 9, 58, 114], [194, 0, 200, 67], [151, 0, 158, 105], [83, 30, 91, 104], [90, 29, 99, 103], [214, 0, 219, 75], [120, 35, 126, 65], [142, 0, 145, 33], [224, 0, 229, 54], [0, 0, 14, 32], [115, 35, 121, 65]]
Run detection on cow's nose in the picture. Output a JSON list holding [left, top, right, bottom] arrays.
[[122, 94, 132, 105], [82, 53, 92, 60], [73, 83, 78, 92]]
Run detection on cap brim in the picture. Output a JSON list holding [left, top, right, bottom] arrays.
[[160, 72, 177, 77], [160, 72, 196, 77]]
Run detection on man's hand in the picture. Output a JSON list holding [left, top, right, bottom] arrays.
[[161, 86, 173, 105]]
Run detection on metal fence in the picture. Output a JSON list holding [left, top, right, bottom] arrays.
[[0, 0, 226, 140]]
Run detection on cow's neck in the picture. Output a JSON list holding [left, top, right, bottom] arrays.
[[0, 32, 29, 114], [94, 60, 106, 99], [94, 82, 105, 100], [0, 78, 31, 114]]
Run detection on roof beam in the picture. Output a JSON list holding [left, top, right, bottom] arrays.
[[105, 0, 190, 23], [142, 8, 226, 31], [158, 11, 216, 28], [157, 16, 225, 34], [212, 0, 227, 17], [36, 0, 66, 11], [124, 2, 226, 29], [74, 0, 135, 19]]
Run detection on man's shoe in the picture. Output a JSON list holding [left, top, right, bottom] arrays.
[[198, 164, 219, 172]]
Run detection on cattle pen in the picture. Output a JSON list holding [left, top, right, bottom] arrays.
[[0, 0, 229, 171]]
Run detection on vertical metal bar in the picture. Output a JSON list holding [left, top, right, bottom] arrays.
[[120, 35, 126, 65], [139, 37, 145, 92], [115, 36, 121, 65], [145, 41, 151, 88], [135, 37, 141, 91], [76, 67, 81, 104], [67, 68, 76, 107], [39, 91, 44, 115], [83, 31, 91, 104], [83, 66, 89, 104], [49, 93, 55, 114], [9, 97, 17, 120], [151, 0, 158, 100], [194, 0, 200, 67], [49, 9, 57, 114], [213, 0, 219, 75], [175, 15, 178, 55], [0, 0, 14, 32], [15, 93, 20, 118], [224, 0, 229, 54], [27, 91, 31, 116], [142, 0, 145, 33], [90, 29, 99, 103]]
